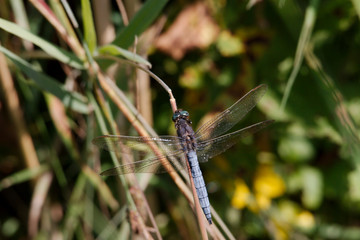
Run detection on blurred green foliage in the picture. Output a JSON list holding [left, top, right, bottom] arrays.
[[0, 0, 360, 239]]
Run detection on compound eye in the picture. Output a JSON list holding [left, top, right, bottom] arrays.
[[172, 112, 180, 122], [180, 111, 189, 117]]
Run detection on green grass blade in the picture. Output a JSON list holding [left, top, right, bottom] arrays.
[[97, 44, 151, 67], [0, 17, 84, 69], [0, 165, 48, 191], [113, 0, 168, 48], [63, 173, 87, 240], [280, 0, 319, 110], [83, 165, 119, 210], [50, 0, 79, 47], [81, 0, 97, 53], [0, 46, 90, 114]]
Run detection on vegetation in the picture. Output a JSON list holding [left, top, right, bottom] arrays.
[[0, 0, 360, 239]]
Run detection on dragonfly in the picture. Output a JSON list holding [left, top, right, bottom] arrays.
[[92, 84, 274, 224]]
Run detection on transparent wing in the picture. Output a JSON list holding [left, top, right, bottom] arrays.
[[99, 150, 187, 176], [93, 135, 186, 175], [195, 84, 268, 141], [92, 135, 182, 154], [196, 120, 274, 162]]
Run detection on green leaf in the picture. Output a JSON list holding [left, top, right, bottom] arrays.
[[97, 44, 151, 67], [301, 166, 323, 209], [351, 0, 360, 19], [0, 17, 84, 69], [278, 136, 315, 163], [0, 46, 90, 114], [0, 165, 48, 190], [216, 31, 245, 57], [348, 167, 360, 201], [113, 0, 168, 48], [81, 0, 97, 53]]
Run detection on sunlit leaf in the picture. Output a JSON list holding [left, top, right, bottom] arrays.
[[348, 167, 360, 201], [97, 44, 151, 67], [300, 167, 323, 209], [216, 31, 245, 57], [179, 65, 204, 89], [278, 136, 315, 163]]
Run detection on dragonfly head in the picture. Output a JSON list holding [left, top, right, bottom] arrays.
[[172, 109, 190, 122]]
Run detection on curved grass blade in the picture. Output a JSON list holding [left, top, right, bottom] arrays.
[[280, 0, 319, 110], [0, 18, 84, 69], [0, 46, 89, 114], [97, 44, 151, 67]]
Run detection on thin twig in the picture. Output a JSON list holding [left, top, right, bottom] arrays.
[[136, 63, 178, 112], [115, 0, 129, 26], [97, 56, 178, 112], [210, 206, 236, 240], [137, 188, 162, 240]]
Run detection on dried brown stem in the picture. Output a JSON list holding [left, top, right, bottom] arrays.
[[28, 172, 53, 237], [0, 44, 40, 171], [115, 0, 129, 26]]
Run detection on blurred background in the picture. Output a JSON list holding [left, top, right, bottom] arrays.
[[0, 0, 360, 239]]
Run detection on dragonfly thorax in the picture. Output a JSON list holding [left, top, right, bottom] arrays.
[[174, 116, 197, 152]]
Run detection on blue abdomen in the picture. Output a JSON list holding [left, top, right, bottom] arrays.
[[187, 151, 212, 224]]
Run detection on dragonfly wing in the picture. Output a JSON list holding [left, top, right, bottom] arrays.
[[195, 84, 268, 141], [100, 150, 187, 176], [196, 120, 274, 162], [92, 135, 182, 155]]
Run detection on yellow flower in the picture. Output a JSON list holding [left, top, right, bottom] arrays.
[[295, 211, 315, 231], [254, 164, 286, 199], [231, 179, 250, 209], [273, 224, 289, 240], [255, 193, 271, 210], [231, 164, 286, 212]]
